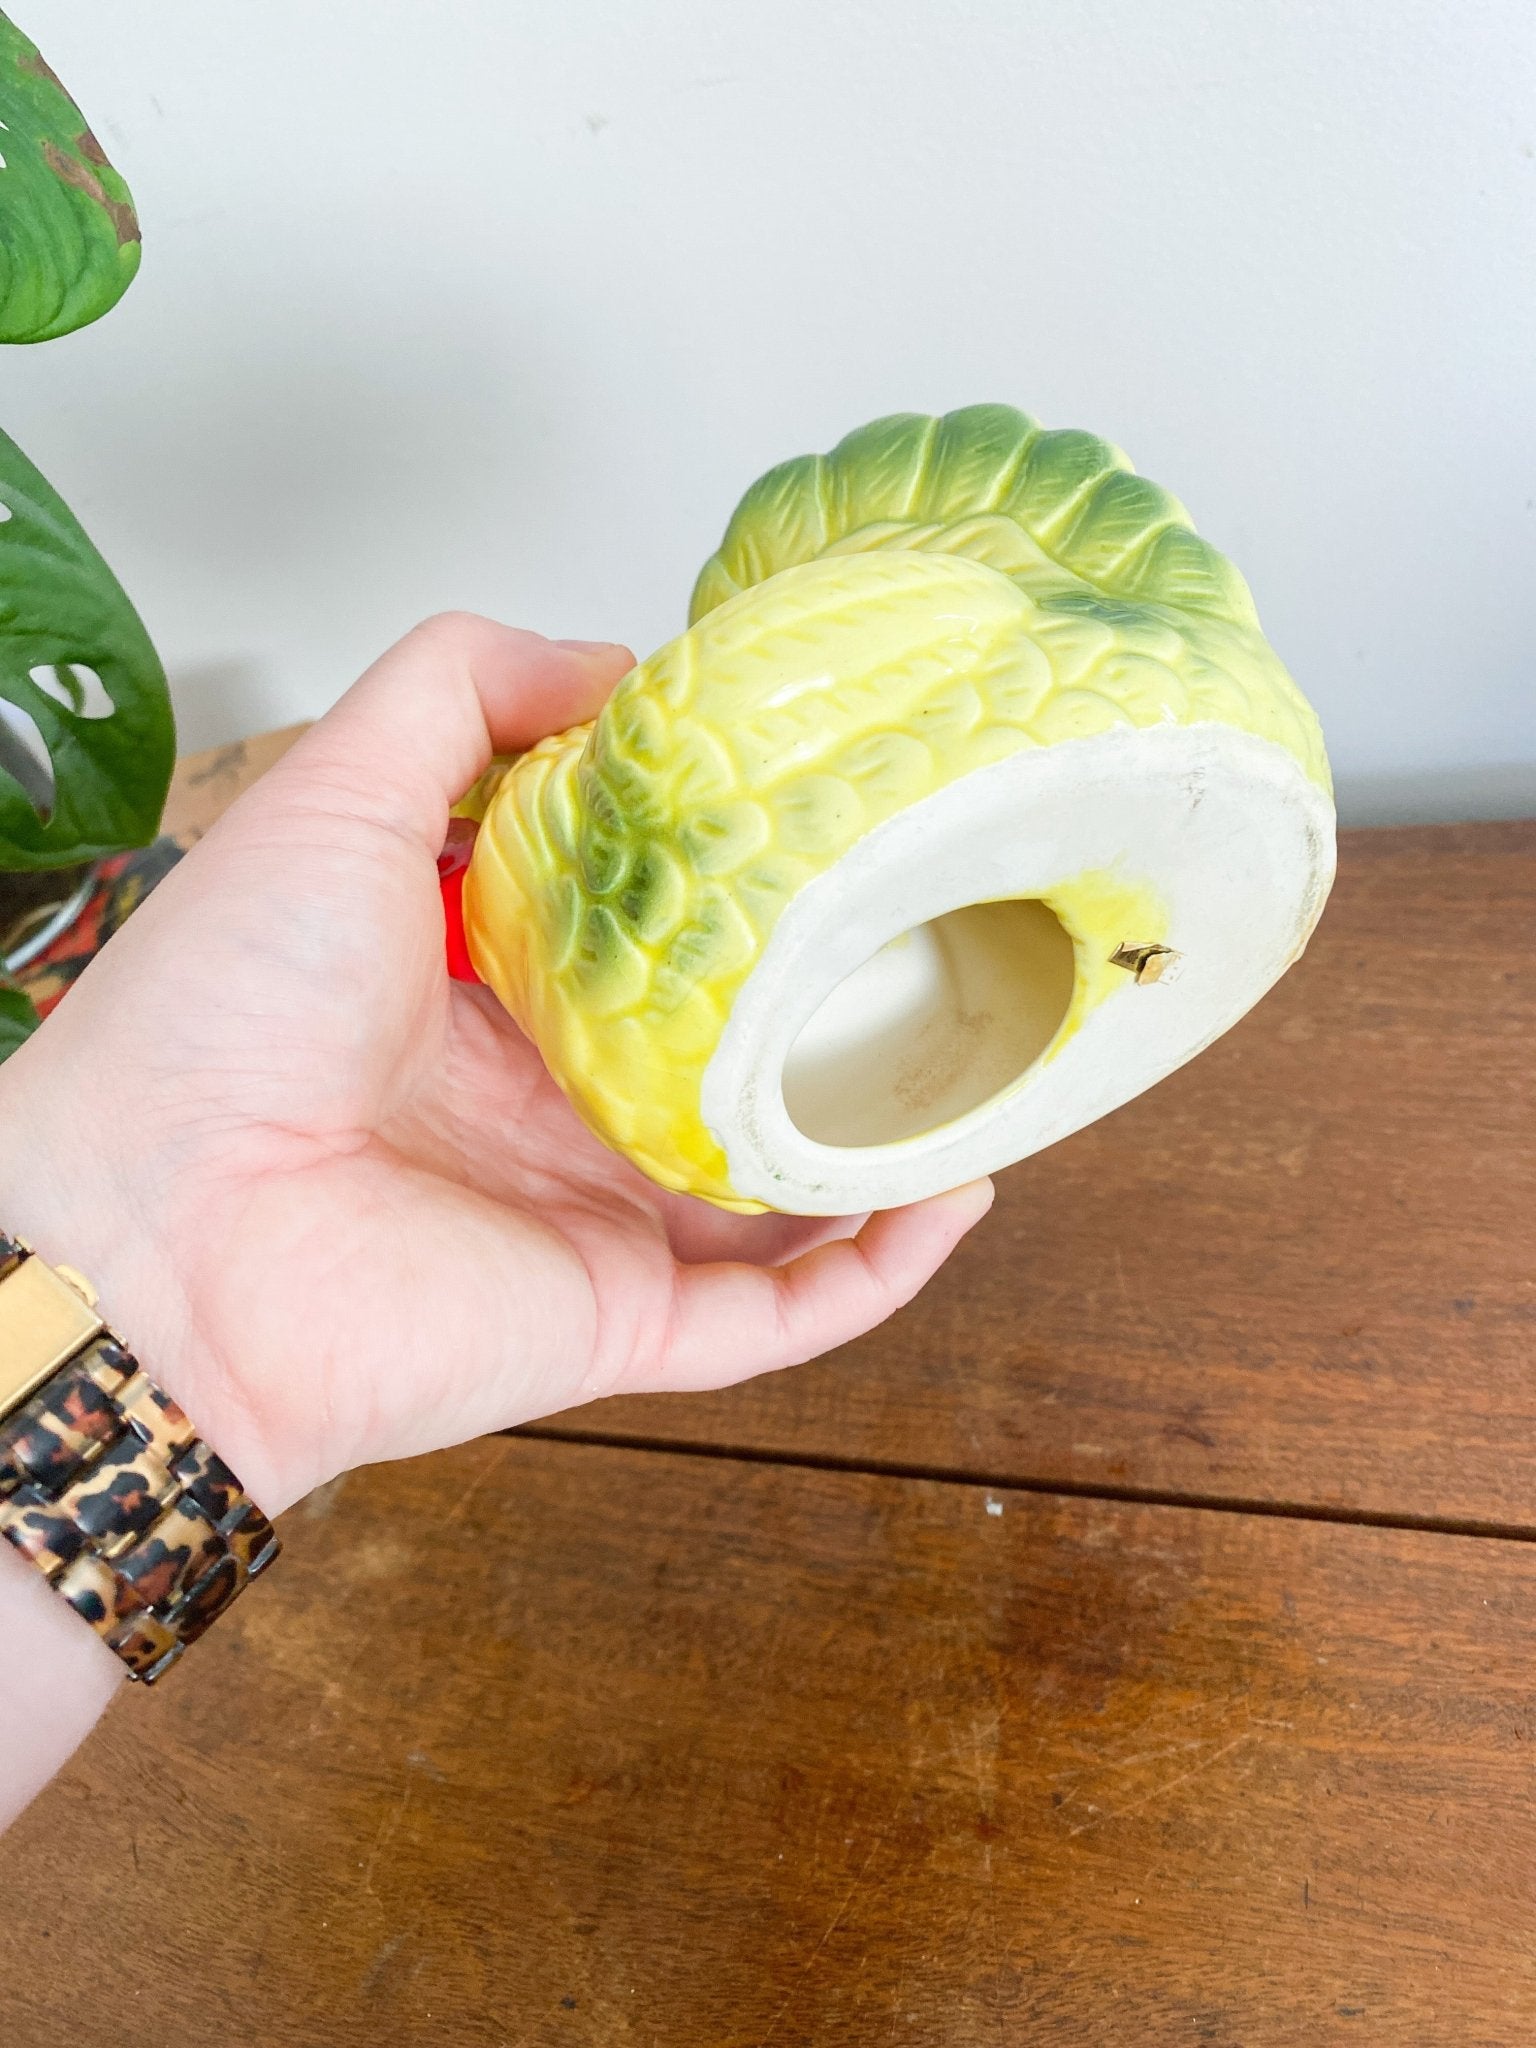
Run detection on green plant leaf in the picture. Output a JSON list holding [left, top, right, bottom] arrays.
[[0, 425, 173, 868], [0, 11, 141, 342], [0, 979, 37, 1059]]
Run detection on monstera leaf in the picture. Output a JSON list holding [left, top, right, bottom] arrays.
[[0, 980, 36, 1056], [0, 426, 172, 868], [0, 11, 140, 342]]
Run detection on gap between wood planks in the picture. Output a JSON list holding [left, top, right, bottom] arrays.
[[510, 1423, 1536, 1547]]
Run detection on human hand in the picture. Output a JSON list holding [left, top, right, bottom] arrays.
[[0, 615, 992, 1517]]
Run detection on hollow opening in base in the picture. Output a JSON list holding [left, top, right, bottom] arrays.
[[780, 898, 1076, 1149]]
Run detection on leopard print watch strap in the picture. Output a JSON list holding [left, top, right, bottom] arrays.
[[0, 1232, 279, 1683]]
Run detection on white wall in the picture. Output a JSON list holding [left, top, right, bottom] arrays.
[[7, 0, 1534, 824]]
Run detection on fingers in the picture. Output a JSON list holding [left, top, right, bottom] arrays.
[[656, 1192, 867, 1268], [269, 613, 635, 850], [641, 1179, 995, 1394]]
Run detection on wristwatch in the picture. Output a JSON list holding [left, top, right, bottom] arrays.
[[0, 1232, 279, 1682]]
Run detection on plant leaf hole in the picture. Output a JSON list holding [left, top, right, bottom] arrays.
[[0, 701, 55, 819], [29, 662, 115, 720]]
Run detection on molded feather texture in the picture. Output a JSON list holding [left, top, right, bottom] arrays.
[[466, 407, 1330, 1208], [690, 404, 1263, 637]]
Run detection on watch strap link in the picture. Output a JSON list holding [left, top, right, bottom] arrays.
[[0, 1233, 279, 1682]]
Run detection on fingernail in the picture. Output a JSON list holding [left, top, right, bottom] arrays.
[[555, 638, 629, 656], [942, 1176, 995, 1222]]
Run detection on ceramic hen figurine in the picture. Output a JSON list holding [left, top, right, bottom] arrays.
[[445, 406, 1333, 1215]]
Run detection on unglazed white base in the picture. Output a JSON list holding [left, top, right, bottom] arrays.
[[700, 723, 1335, 1214]]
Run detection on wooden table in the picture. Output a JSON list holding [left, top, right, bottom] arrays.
[[1, 738, 1532, 2045]]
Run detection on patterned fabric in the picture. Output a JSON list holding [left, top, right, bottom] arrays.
[[16, 834, 189, 1021], [0, 1255, 278, 1682]]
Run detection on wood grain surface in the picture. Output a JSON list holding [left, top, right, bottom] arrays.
[[3, 1434, 1535, 2047], [3, 736, 1527, 2041], [554, 821, 1536, 1532]]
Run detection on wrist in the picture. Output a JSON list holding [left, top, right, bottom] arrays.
[[0, 1526, 124, 1830], [0, 1045, 317, 1517]]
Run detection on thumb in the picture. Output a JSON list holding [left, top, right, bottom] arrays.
[[265, 612, 634, 851]]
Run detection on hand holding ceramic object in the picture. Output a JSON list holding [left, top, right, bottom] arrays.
[[460, 406, 1334, 1215]]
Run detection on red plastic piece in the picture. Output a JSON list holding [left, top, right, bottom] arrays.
[[437, 818, 483, 985]]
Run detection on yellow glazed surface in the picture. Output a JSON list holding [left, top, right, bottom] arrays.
[[465, 407, 1328, 1210]]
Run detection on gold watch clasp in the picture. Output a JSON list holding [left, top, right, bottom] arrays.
[[54, 1264, 99, 1308], [0, 1254, 106, 1419]]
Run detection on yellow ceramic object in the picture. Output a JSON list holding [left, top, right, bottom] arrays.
[[464, 406, 1334, 1215]]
